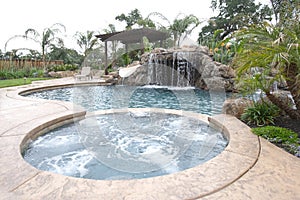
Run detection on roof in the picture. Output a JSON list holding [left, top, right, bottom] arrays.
[[95, 28, 168, 44]]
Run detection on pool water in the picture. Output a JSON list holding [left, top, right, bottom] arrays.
[[22, 85, 228, 180], [24, 85, 228, 115], [23, 111, 228, 180]]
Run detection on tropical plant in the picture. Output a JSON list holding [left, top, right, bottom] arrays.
[[233, 19, 300, 119], [74, 30, 99, 58], [5, 23, 66, 70], [241, 101, 280, 126], [24, 23, 66, 69], [118, 53, 132, 67], [146, 12, 200, 47], [199, 29, 237, 64], [169, 14, 200, 47]]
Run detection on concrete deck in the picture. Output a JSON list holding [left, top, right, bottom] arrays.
[[0, 78, 299, 199]]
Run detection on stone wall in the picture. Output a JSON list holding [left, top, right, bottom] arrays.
[[119, 46, 236, 92]]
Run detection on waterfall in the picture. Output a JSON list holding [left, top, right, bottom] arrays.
[[271, 81, 278, 93], [172, 52, 176, 86], [146, 51, 194, 87], [147, 53, 154, 84]]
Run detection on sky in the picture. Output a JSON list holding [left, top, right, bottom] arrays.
[[0, 0, 270, 54]]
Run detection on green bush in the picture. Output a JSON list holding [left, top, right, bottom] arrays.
[[47, 64, 78, 72], [0, 68, 45, 79], [241, 101, 279, 126], [252, 126, 299, 155]]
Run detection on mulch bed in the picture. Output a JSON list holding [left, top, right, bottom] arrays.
[[274, 117, 300, 138], [271, 117, 300, 158]]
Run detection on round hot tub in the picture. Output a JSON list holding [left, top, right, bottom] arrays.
[[23, 108, 228, 180]]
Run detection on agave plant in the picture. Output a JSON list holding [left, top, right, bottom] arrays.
[[232, 19, 300, 119]]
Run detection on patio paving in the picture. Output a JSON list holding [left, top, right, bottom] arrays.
[[0, 77, 299, 199]]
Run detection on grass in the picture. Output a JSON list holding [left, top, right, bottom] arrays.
[[0, 78, 53, 88]]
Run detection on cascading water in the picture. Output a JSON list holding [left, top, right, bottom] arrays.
[[147, 51, 195, 87]]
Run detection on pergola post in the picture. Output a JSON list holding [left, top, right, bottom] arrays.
[[140, 38, 144, 54], [104, 41, 108, 75], [95, 28, 168, 72]]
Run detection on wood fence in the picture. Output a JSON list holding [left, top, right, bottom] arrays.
[[0, 59, 64, 70]]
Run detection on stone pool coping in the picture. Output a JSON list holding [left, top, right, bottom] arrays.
[[0, 77, 299, 199]]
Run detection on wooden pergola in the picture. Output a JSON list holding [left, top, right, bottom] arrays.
[[95, 28, 168, 74]]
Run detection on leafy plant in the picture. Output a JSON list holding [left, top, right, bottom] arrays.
[[199, 29, 237, 65], [241, 101, 279, 126], [252, 126, 298, 144], [118, 53, 132, 67], [232, 19, 300, 119], [252, 126, 299, 155], [0, 68, 44, 79], [47, 64, 78, 72], [198, 0, 272, 41]]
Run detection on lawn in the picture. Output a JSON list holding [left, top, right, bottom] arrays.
[[0, 78, 53, 88]]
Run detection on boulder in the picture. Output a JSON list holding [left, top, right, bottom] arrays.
[[120, 46, 236, 91], [48, 71, 76, 78], [222, 98, 254, 118]]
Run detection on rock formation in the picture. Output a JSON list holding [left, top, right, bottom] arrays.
[[118, 46, 236, 92], [222, 98, 254, 118]]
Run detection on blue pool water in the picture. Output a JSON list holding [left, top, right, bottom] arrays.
[[22, 85, 228, 180], [24, 85, 228, 115]]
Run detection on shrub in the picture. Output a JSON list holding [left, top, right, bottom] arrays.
[[0, 68, 45, 79], [252, 126, 299, 155], [47, 64, 78, 72], [241, 101, 279, 126]]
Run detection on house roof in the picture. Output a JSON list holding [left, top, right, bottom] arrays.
[[95, 28, 168, 44]]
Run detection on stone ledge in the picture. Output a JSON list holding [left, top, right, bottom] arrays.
[[0, 78, 298, 199], [11, 109, 259, 199]]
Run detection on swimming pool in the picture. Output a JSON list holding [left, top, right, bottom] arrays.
[[22, 85, 228, 180], [24, 85, 227, 115]]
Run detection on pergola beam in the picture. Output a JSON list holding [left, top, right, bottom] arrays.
[[95, 28, 168, 74]]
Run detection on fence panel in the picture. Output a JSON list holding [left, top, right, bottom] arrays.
[[0, 59, 64, 70]]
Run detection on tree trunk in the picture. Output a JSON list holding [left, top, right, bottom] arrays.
[[284, 62, 300, 118], [265, 92, 300, 119], [266, 61, 300, 119], [173, 33, 178, 48]]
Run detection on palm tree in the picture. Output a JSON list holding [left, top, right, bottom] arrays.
[[74, 30, 99, 58], [146, 12, 200, 47], [169, 14, 200, 47], [24, 23, 66, 69], [233, 20, 300, 119], [5, 23, 66, 70]]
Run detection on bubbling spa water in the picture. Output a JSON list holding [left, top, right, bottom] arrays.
[[22, 86, 228, 180]]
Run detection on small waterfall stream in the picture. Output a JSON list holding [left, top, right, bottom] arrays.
[[147, 52, 195, 87]]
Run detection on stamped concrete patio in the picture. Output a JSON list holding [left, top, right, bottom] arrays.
[[0, 78, 299, 199]]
